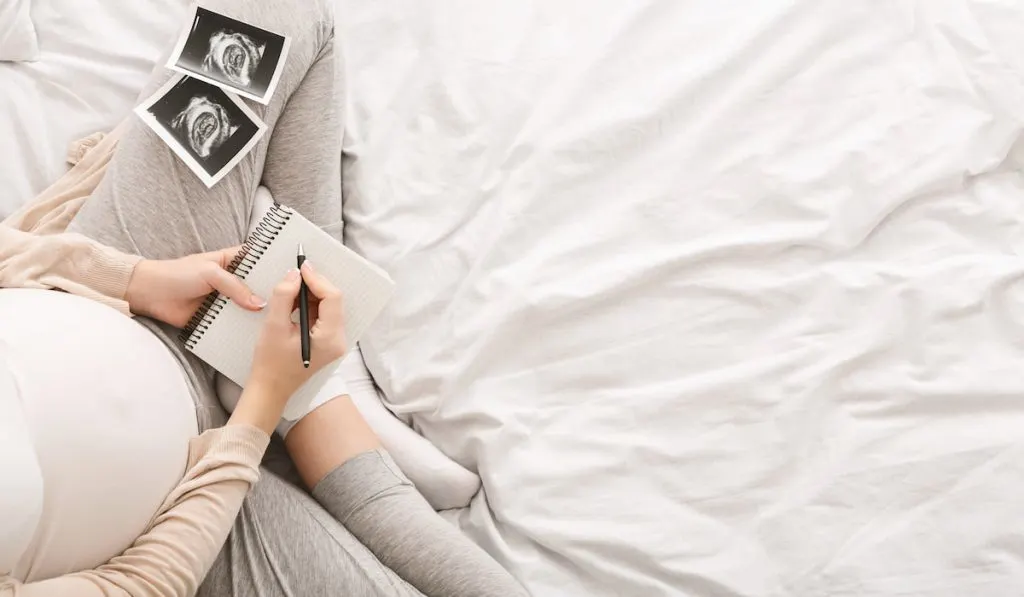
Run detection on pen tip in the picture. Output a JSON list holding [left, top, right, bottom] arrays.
[[303, 361, 310, 368], [297, 243, 304, 255]]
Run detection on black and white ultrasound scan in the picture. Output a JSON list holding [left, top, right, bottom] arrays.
[[135, 74, 266, 187], [167, 4, 291, 104]]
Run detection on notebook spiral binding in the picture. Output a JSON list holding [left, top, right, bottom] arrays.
[[179, 203, 295, 348]]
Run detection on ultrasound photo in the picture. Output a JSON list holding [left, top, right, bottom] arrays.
[[135, 74, 267, 187], [167, 4, 291, 104]]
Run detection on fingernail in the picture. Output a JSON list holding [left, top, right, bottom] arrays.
[[302, 260, 314, 273], [286, 268, 300, 281], [250, 295, 267, 309]]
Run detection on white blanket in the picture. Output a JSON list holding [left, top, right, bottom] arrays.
[[337, 0, 1024, 595], [0, 0, 186, 216], [0, 0, 39, 62]]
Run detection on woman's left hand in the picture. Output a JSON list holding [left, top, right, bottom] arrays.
[[125, 246, 267, 327]]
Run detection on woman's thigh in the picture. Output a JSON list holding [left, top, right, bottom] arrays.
[[199, 470, 425, 597], [68, 0, 340, 260]]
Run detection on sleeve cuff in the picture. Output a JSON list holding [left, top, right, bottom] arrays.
[[187, 425, 271, 469], [82, 243, 142, 302]]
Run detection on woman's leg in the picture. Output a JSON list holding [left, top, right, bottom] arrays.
[[199, 397, 522, 597], [69, 0, 340, 261], [199, 471, 425, 597], [287, 399, 531, 597]]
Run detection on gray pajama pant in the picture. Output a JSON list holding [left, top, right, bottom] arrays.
[[66, 1, 528, 596]]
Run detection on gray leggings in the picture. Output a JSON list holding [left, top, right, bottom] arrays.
[[67, 1, 527, 596]]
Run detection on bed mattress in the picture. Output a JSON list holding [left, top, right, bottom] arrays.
[[0, 0, 186, 216], [337, 1, 1024, 595]]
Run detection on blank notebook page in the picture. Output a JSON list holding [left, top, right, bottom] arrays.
[[182, 200, 395, 420]]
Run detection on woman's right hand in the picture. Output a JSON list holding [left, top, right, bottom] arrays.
[[127, 246, 267, 328], [229, 262, 348, 433]]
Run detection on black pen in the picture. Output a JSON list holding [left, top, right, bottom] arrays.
[[297, 243, 311, 368]]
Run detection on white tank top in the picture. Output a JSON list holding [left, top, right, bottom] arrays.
[[0, 289, 197, 581]]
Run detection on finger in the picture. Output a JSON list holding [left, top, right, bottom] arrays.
[[212, 245, 244, 270], [204, 265, 266, 311], [298, 261, 336, 300], [301, 262, 344, 331], [267, 268, 302, 324]]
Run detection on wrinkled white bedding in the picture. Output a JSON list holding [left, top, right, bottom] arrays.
[[0, 0, 186, 216], [0, 0, 39, 62], [338, 1, 1024, 595], [6, 0, 1024, 593]]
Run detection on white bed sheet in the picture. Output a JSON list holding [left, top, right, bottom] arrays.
[[338, 1, 1024, 595], [0, 0, 186, 217]]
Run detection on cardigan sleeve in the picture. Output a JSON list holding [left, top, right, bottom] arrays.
[[0, 224, 141, 316]]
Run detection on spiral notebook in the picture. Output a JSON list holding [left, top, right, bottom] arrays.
[[180, 196, 395, 420]]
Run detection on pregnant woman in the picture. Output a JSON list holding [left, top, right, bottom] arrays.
[[1, 264, 346, 595], [0, 0, 527, 596]]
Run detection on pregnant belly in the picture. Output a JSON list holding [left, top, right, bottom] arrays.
[[0, 289, 197, 582]]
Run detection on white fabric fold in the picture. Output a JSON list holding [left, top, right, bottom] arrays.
[[0, 0, 39, 62]]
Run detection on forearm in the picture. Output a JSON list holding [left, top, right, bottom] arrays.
[[228, 383, 294, 436], [311, 450, 529, 597], [0, 225, 140, 315]]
